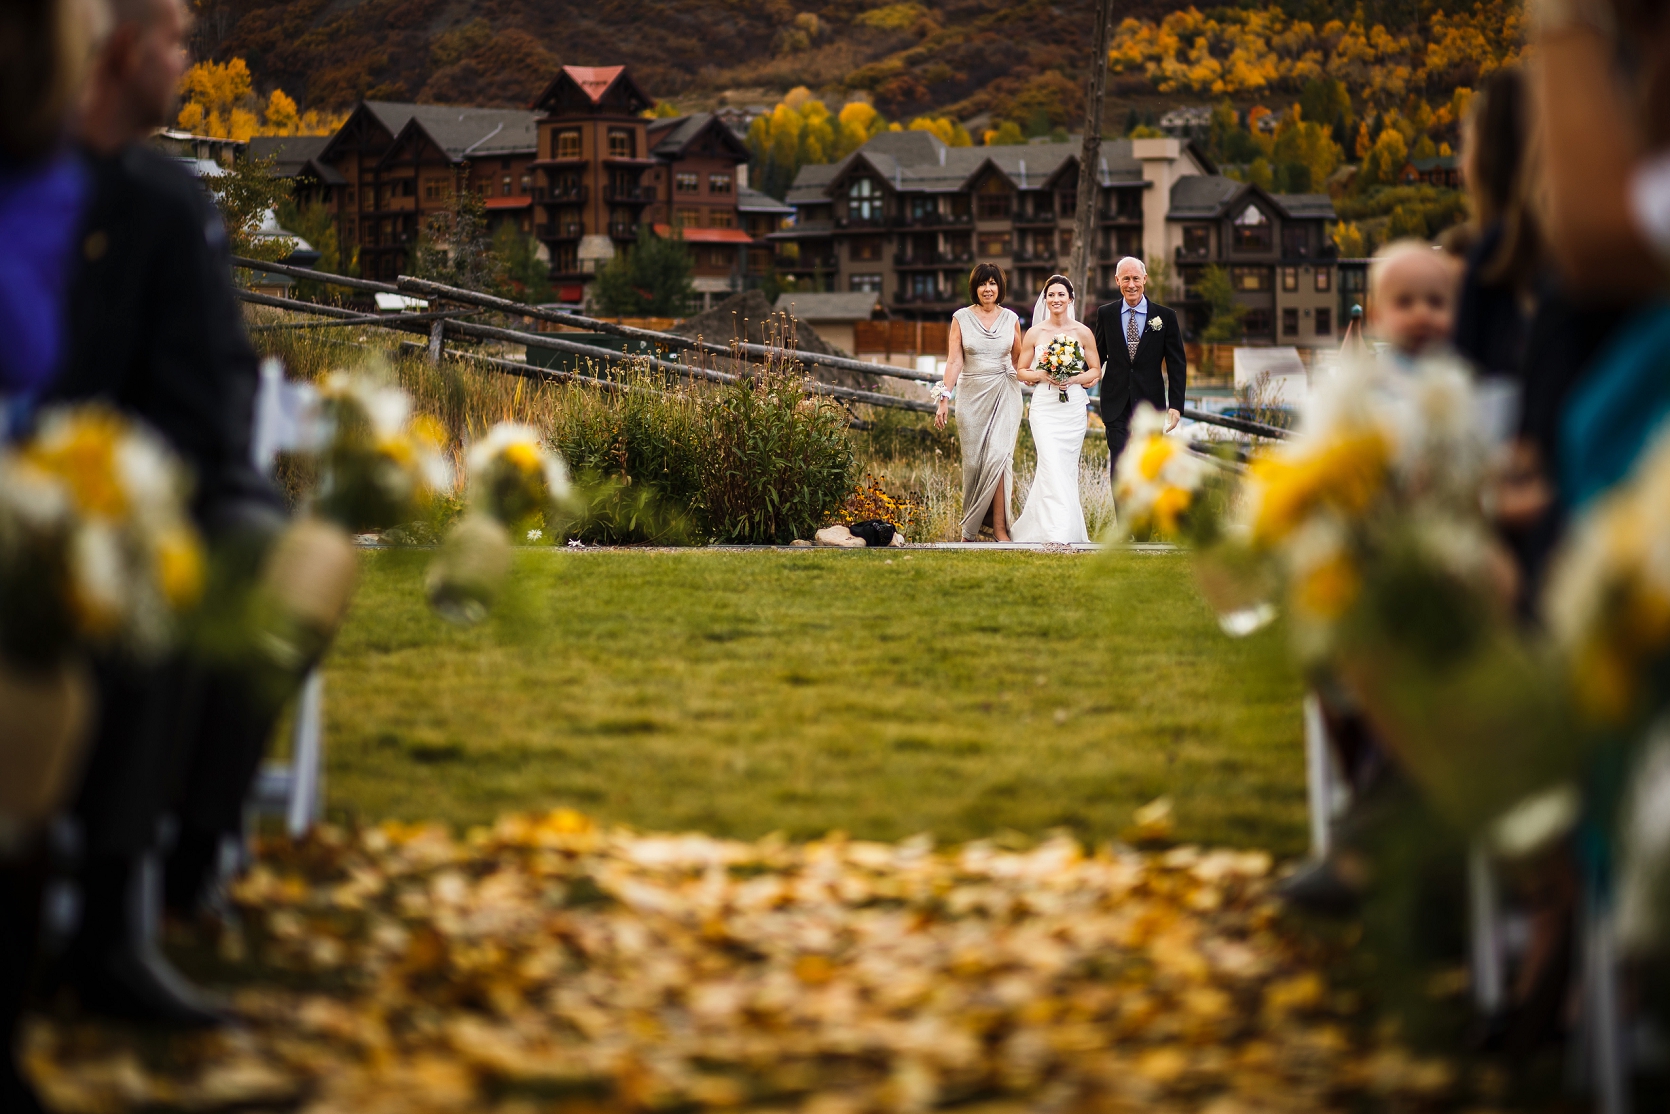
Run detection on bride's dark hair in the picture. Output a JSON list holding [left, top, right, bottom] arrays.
[[1043, 274, 1074, 298]]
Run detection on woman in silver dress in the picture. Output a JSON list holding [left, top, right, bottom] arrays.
[[934, 264, 1024, 541]]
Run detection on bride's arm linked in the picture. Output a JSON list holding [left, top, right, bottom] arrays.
[[1015, 326, 1046, 384], [934, 317, 964, 430], [1072, 326, 1102, 388]]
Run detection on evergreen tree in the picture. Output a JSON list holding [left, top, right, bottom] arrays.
[[592, 226, 695, 316], [1198, 265, 1245, 343], [492, 222, 553, 304], [413, 179, 502, 292]]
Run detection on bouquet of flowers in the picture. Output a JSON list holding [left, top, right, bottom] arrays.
[[0, 405, 204, 843], [312, 371, 452, 533], [1041, 335, 1085, 403], [427, 423, 572, 626]]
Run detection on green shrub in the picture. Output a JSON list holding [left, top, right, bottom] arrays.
[[701, 369, 854, 544], [546, 365, 854, 544]]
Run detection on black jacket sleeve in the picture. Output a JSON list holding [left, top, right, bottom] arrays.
[[1162, 306, 1187, 413], [55, 145, 279, 527]]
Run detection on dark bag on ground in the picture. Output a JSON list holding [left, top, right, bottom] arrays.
[[847, 520, 896, 547]]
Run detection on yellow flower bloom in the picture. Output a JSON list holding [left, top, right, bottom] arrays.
[[1152, 486, 1193, 533], [26, 410, 128, 518], [503, 441, 543, 475], [154, 526, 205, 608], [1138, 436, 1175, 482], [1292, 552, 1360, 619]]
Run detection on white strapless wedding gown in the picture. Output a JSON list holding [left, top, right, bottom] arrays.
[[1011, 384, 1089, 543]]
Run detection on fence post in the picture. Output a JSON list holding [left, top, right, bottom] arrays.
[[428, 319, 444, 365]]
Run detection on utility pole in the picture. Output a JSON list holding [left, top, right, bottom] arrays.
[[1069, 0, 1115, 315]]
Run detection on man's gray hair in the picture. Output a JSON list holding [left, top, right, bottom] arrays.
[[1115, 256, 1147, 276]]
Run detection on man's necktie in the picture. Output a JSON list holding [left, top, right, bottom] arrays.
[[1126, 309, 1140, 362]]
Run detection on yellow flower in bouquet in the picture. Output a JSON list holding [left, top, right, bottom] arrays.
[[314, 372, 453, 532], [1114, 402, 1208, 538], [1546, 425, 1670, 725], [1, 405, 203, 663], [465, 422, 571, 527]]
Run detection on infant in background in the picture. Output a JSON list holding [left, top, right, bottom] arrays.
[[1366, 239, 1460, 362]]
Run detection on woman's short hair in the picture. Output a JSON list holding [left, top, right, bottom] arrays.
[[1042, 274, 1074, 299], [967, 262, 1007, 305]]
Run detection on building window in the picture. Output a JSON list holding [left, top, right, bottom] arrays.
[[708, 209, 734, 229], [556, 130, 582, 159], [709, 173, 732, 194], [1315, 307, 1332, 335], [1058, 190, 1076, 216], [909, 273, 936, 298], [748, 247, 772, 273], [1282, 225, 1309, 257], [1243, 307, 1272, 335], [978, 233, 1010, 257], [676, 208, 700, 228], [607, 129, 634, 158], [424, 179, 444, 201], [976, 179, 1012, 219], [520, 174, 532, 193], [675, 172, 699, 193], [1231, 266, 1270, 291], [1058, 229, 1073, 254], [502, 175, 513, 196], [851, 273, 883, 293], [1341, 267, 1366, 292], [1315, 267, 1332, 292], [851, 238, 881, 261], [708, 247, 733, 268], [1183, 225, 1210, 256], [1281, 266, 1298, 292], [1282, 307, 1299, 336], [1232, 206, 1271, 252], [848, 178, 881, 221]]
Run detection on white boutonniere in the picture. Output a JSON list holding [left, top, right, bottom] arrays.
[[1149, 316, 1163, 332]]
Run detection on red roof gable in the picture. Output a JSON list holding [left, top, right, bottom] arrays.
[[564, 65, 626, 104]]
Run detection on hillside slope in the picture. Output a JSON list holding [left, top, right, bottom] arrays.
[[190, 0, 1497, 117]]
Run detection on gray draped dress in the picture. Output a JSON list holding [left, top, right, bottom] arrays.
[[952, 305, 1022, 540]]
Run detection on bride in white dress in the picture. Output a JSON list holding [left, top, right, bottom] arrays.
[[1011, 275, 1102, 544]]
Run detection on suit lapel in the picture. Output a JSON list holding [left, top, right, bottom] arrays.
[[1132, 306, 1163, 362]]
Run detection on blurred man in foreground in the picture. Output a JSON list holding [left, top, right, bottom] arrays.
[[46, 0, 284, 1026]]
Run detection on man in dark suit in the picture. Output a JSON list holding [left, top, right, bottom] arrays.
[[40, 0, 285, 1028], [1092, 256, 1188, 478]]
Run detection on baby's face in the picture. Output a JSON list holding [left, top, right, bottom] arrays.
[[1370, 254, 1456, 356]]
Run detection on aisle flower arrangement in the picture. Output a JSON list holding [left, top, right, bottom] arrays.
[[1, 405, 204, 665], [0, 405, 204, 842], [428, 423, 573, 625]]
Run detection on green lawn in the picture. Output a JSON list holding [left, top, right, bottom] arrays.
[[321, 548, 1310, 855]]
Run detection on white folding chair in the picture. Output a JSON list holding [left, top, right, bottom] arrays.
[[247, 359, 327, 838]]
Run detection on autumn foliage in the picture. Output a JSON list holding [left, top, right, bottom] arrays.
[[176, 57, 344, 141]]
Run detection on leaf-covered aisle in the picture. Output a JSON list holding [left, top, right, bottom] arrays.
[[29, 811, 1460, 1113]]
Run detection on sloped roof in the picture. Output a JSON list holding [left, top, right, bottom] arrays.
[[774, 291, 883, 322], [1167, 175, 1244, 218], [247, 135, 330, 176], [737, 186, 793, 214], [783, 134, 1164, 203], [647, 112, 750, 161], [530, 65, 654, 115], [1165, 176, 1336, 221], [1276, 193, 1337, 219], [388, 104, 539, 161], [1409, 154, 1458, 171], [564, 65, 626, 103]]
